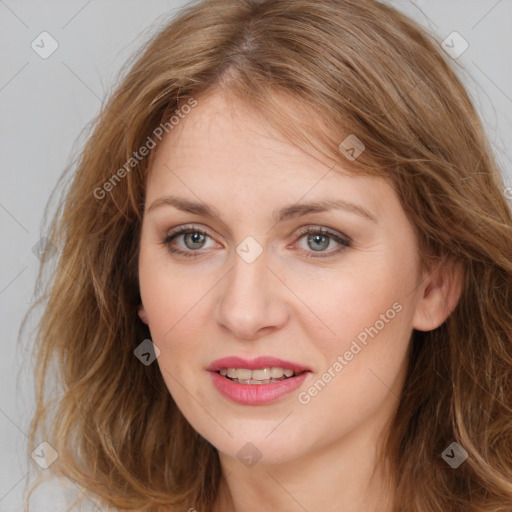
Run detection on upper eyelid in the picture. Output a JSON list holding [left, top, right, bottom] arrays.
[[165, 224, 345, 239], [165, 224, 350, 248], [165, 224, 212, 241]]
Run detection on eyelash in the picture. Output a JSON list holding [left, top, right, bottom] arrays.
[[162, 224, 352, 259]]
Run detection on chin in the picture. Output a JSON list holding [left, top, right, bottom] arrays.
[[205, 429, 308, 468]]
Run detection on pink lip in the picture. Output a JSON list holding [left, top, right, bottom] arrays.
[[207, 356, 312, 405], [206, 356, 311, 373]]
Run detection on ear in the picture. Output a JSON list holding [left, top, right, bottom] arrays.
[[412, 259, 464, 332], [138, 304, 149, 325]]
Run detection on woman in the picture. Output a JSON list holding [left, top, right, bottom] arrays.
[[25, 0, 512, 510]]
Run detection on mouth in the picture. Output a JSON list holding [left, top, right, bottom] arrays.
[[216, 367, 305, 384], [207, 356, 311, 405]]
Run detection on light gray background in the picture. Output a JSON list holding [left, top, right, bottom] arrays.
[[1, 1, 511, 510]]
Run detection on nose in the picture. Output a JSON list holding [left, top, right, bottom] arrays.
[[214, 246, 289, 341]]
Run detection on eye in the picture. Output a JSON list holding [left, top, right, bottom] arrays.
[[294, 226, 352, 258], [162, 224, 352, 259], [163, 225, 217, 257]]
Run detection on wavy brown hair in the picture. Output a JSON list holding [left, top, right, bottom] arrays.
[[23, 0, 512, 510]]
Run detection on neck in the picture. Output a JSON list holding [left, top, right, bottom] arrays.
[[213, 413, 396, 512]]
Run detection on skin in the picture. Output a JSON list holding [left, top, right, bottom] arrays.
[[137, 89, 462, 512]]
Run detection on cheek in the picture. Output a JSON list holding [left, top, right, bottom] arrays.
[[138, 249, 207, 337], [296, 255, 416, 396], [138, 252, 215, 391], [294, 257, 408, 339], [293, 269, 413, 440]]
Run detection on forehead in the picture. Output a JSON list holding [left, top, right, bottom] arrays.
[[145, 90, 391, 218], [155, 91, 310, 168]]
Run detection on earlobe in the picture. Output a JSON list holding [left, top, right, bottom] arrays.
[[138, 304, 149, 325], [412, 260, 464, 332]]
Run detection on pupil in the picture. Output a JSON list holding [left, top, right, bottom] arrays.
[[186, 232, 205, 249], [308, 234, 329, 251]]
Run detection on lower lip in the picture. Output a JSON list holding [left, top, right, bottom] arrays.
[[209, 371, 310, 405]]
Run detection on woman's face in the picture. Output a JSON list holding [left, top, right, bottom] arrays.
[[137, 90, 429, 467]]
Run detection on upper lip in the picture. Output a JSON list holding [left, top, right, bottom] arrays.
[[207, 356, 311, 374]]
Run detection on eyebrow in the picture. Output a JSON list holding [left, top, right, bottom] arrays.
[[147, 195, 378, 224]]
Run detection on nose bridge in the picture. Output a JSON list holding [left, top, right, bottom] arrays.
[[226, 232, 270, 291], [232, 237, 268, 293], [215, 237, 288, 339]]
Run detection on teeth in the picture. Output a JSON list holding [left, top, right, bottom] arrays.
[[230, 378, 285, 384], [252, 368, 271, 380], [218, 367, 298, 381], [235, 368, 252, 380], [270, 367, 284, 378]]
